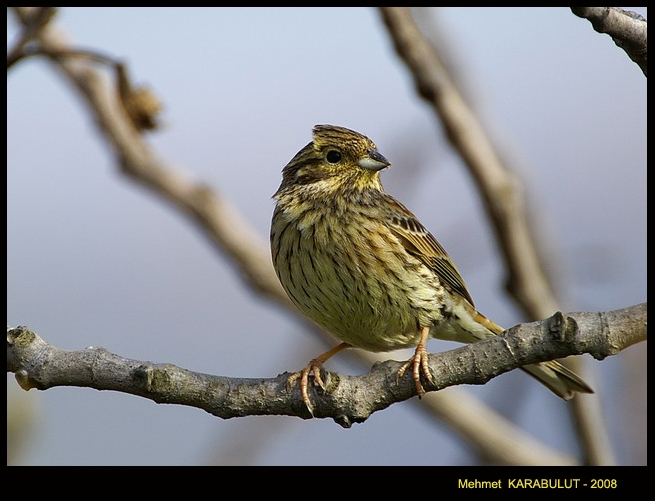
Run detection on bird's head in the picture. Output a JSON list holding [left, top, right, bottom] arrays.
[[275, 125, 391, 198]]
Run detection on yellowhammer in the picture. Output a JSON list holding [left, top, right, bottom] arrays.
[[271, 124, 593, 411]]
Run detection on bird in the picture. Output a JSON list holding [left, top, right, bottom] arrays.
[[270, 124, 593, 411]]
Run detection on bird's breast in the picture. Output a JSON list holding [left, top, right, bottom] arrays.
[[271, 205, 446, 351]]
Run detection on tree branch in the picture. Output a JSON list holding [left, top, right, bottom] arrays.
[[10, 7, 289, 310], [379, 7, 561, 319], [8, 303, 646, 428], [377, 7, 648, 465], [6, 7, 56, 69], [571, 7, 647, 77]]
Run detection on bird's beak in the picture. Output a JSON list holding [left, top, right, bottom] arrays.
[[358, 148, 390, 171]]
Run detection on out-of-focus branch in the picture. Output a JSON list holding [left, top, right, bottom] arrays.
[[6, 7, 56, 69], [10, 7, 289, 309], [379, 7, 561, 320], [378, 7, 630, 466], [8, 303, 645, 465], [571, 7, 647, 77]]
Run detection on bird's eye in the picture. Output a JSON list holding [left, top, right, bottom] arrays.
[[325, 150, 342, 164]]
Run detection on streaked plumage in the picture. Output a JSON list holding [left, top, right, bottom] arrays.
[[271, 124, 593, 410]]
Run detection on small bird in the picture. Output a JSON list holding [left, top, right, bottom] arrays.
[[271, 125, 593, 411]]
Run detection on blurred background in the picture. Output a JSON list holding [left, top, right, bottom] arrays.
[[7, 7, 646, 465]]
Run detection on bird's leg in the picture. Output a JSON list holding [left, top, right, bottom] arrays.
[[398, 326, 433, 397], [289, 342, 351, 414]]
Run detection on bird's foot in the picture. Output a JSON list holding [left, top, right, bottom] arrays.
[[397, 331, 433, 397]]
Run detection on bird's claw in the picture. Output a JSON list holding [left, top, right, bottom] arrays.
[[398, 344, 433, 397], [288, 361, 326, 416]]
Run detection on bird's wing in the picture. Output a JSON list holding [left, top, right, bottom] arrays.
[[385, 196, 476, 308]]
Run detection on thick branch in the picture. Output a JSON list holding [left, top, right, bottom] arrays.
[[8, 303, 645, 428], [571, 7, 647, 77]]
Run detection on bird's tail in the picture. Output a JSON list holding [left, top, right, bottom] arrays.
[[474, 312, 594, 400]]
